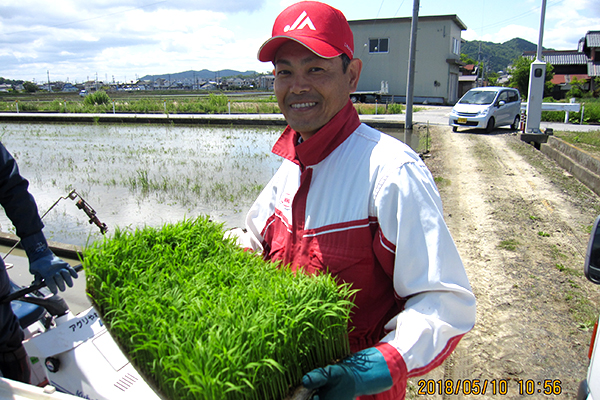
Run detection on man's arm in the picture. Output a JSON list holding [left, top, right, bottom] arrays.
[[371, 159, 476, 387], [0, 142, 44, 238], [0, 142, 77, 294]]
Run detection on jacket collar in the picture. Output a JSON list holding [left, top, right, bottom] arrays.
[[272, 100, 361, 167]]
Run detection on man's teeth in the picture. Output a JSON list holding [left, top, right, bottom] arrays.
[[291, 102, 316, 109]]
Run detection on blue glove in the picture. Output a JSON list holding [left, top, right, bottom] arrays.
[[302, 347, 393, 400], [21, 232, 78, 294]]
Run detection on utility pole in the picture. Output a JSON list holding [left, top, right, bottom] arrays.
[[477, 42, 482, 87], [405, 0, 419, 130], [525, 0, 547, 134], [47, 70, 50, 92]]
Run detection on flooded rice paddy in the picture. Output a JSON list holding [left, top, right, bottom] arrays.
[[0, 122, 413, 248]]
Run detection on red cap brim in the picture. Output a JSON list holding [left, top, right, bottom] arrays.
[[258, 35, 345, 63]]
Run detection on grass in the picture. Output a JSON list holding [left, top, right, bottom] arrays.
[[553, 129, 600, 159], [555, 263, 582, 277], [434, 176, 451, 188], [498, 238, 520, 251], [541, 97, 600, 124], [84, 217, 355, 400], [0, 92, 405, 116]]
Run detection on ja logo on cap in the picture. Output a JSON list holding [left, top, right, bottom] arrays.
[[284, 11, 316, 32]]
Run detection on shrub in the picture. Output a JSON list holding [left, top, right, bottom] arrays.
[[208, 93, 229, 110], [84, 217, 354, 400], [387, 103, 404, 114], [83, 90, 111, 106], [17, 101, 40, 112]]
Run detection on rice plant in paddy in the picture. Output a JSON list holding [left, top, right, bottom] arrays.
[[83, 217, 355, 400]]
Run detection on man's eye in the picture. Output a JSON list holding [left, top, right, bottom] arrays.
[[276, 70, 290, 76], [309, 67, 324, 73]]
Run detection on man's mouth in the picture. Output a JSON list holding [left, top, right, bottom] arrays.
[[290, 102, 317, 110]]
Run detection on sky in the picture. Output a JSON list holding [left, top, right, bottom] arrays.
[[1, 0, 598, 84]]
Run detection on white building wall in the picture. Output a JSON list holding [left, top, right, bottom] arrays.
[[349, 15, 466, 104]]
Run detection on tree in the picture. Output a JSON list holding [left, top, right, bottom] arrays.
[[487, 71, 500, 86], [507, 56, 554, 99], [23, 81, 38, 93], [566, 76, 588, 99], [460, 53, 477, 65]]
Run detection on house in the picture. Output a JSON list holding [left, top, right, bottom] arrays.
[[522, 31, 600, 97], [259, 75, 275, 90], [458, 64, 480, 97], [523, 49, 590, 97], [61, 82, 79, 92], [580, 30, 600, 91], [349, 14, 467, 105]]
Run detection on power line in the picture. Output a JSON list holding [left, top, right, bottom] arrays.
[[476, 0, 565, 34]]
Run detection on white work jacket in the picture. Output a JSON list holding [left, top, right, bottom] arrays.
[[231, 101, 476, 399]]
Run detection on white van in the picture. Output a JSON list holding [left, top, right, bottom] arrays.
[[449, 87, 521, 133]]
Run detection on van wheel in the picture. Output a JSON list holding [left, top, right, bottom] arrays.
[[511, 115, 520, 130], [485, 117, 495, 133], [452, 126, 458, 132]]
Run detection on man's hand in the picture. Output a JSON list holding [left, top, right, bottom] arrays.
[[302, 347, 393, 400], [22, 232, 78, 294], [29, 250, 78, 294]]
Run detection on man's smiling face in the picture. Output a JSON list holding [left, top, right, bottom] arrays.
[[273, 41, 361, 140]]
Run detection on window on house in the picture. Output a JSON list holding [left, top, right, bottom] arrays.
[[452, 37, 460, 55], [369, 38, 389, 53]]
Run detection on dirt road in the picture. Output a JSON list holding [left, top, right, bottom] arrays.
[[408, 125, 600, 399]]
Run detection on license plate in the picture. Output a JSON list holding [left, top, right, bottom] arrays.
[[458, 117, 467, 124]]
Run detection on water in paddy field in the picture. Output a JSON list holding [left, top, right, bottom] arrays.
[[0, 122, 415, 248]]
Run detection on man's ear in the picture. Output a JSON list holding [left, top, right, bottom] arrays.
[[347, 58, 362, 93], [272, 68, 276, 77]]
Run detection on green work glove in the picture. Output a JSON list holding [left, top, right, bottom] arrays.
[[302, 347, 393, 400]]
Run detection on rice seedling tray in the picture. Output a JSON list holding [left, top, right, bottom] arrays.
[[84, 217, 354, 400]]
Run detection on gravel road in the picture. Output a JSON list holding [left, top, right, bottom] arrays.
[[407, 125, 600, 399]]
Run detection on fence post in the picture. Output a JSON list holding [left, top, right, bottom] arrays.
[[565, 98, 576, 123], [375, 99, 378, 115], [15, 100, 18, 113], [580, 105, 585, 125], [113, 99, 116, 114]]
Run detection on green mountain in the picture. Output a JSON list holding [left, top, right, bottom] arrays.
[[461, 38, 550, 73], [139, 69, 258, 82]]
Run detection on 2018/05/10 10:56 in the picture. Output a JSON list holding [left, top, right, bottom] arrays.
[[416, 379, 562, 396]]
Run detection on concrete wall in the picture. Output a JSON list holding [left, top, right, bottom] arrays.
[[541, 136, 600, 197], [349, 15, 466, 104]]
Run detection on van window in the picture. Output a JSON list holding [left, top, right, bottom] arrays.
[[508, 91, 519, 103]]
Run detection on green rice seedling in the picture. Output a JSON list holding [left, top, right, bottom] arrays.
[[84, 217, 354, 400]]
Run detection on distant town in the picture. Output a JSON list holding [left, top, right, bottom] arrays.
[[0, 71, 275, 94]]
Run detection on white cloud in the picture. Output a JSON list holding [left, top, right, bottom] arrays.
[[461, 0, 596, 50], [2, 0, 596, 83], [0, 1, 269, 82]]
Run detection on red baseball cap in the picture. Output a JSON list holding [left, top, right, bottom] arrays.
[[257, 1, 354, 63]]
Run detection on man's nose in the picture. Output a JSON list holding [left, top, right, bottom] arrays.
[[289, 74, 310, 94]]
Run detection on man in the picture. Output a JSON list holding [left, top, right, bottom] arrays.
[[0, 142, 78, 383], [229, 2, 476, 399]]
